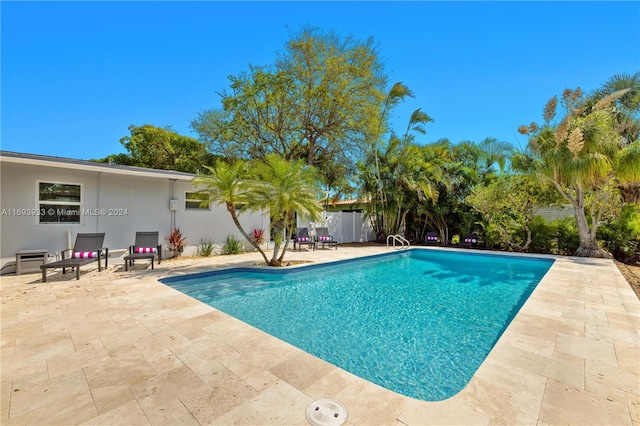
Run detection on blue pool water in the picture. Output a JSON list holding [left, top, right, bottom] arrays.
[[161, 249, 553, 401]]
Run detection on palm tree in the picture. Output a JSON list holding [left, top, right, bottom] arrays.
[[477, 137, 514, 178], [192, 160, 271, 265], [592, 72, 640, 203], [194, 156, 324, 266], [361, 85, 436, 240], [249, 154, 323, 266], [515, 84, 640, 258]]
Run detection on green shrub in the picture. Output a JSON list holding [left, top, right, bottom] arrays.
[[196, 238, 215, 257], [528, 216, 554, 254], [598, 205, 640, 262], [221, 234, 244, 255], [551, 218, 579, 255]]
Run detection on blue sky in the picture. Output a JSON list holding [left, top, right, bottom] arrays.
[[2, 1, 639, 161]]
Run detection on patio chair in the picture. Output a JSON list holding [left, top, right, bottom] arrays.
[[124, 231, 162, 271], [40, 233, 108, 282], [293, 228, 315, 251], [425, 232, 438, 245], [463, 234, 478, 249], [315, 227, 338, 250]]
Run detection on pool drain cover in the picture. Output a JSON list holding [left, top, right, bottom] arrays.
[[305, 399, 348, 426]]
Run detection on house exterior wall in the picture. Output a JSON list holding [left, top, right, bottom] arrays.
[[0, 161, 269, 271], [173, 180, 269, 251]]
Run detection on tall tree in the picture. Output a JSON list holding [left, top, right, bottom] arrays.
[[592, 72, 640, 203], [191, 26, 387, 194], [108, 124, 217, 173], [356, 82, 437, 241], [515, 81, 640, 258]]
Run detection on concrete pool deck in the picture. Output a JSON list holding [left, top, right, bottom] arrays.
[[1, 246, 639, 425]]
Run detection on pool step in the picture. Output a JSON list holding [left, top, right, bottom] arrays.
[[168, 273, 279, 300]]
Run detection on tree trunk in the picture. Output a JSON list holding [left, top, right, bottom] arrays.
[[573, 203, 611, 258], [552, 181, 611, 259], [270, 218, 287, 266], [227, 203, 270, 264]]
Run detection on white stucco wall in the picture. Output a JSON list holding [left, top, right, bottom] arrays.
[[0, 159, 269, 271], [173, 180, 270, 251], [298, 211, 375, 243]]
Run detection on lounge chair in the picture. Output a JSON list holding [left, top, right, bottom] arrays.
[[425, 232, 438, 245], [463, 234, 478, 248], [293, 228, 315, 251], [40, 233, 108, 282], [124, 231, 162, 271], [315, 227, 338, 250]]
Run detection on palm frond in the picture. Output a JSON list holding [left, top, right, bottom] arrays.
[[617, 140, 640, 182]]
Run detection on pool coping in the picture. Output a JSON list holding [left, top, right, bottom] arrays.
[[1, 246, 639, 424]]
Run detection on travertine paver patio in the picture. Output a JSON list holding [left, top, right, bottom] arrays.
[[1, 246, 639, 425]]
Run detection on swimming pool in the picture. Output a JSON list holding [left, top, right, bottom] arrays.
[[161, 249, 553, 401]]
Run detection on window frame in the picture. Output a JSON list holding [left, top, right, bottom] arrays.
[[36, 181, 83, 225], [185, 191, 210, 210]]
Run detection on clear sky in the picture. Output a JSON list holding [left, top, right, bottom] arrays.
[[2, 1, 639, 161]]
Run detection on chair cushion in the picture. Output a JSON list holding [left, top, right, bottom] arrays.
[[73, 251, 98, 259], [135, 247, 158, 253], [296, 237, 309, 242]]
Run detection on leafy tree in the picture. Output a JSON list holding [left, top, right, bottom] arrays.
[[115, 124, 217, 173], [515, 80, 640, 257], [90, 153, 138, 166], [467, 174, 553, 251], [191, 26, 387, 194]]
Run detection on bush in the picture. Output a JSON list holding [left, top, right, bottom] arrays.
[[196, 238, 215, 257], [249, 228, 265, 245], [165, 228, 187, 257], [528, 216, 554, 254], [598, 205, 640, 262], [221, 234, 244, 255], [551, 218, 579, 255]]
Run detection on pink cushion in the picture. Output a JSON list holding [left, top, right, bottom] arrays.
[[135, 247, 157, 253], [73, 251, 98, 259], [296, 237, 309, 242], [465, 238, 477, 243]]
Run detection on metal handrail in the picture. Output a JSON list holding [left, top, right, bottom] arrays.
[[386, 234, 410, 249]]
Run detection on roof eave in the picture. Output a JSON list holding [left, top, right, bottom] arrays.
[[0, 151, 195, 181]]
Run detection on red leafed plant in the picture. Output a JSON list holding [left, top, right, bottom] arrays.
[[166, 228, 187, 257], [249, 228, 265, 245]]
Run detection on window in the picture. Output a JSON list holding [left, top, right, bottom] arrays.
[[185, 192, 208, 210], [38, 182, 82, 224]]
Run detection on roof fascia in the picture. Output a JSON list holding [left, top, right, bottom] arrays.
[[0, 153, 195, 181]]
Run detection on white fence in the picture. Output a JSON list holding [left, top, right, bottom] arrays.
[[299, 211, 375, 243]]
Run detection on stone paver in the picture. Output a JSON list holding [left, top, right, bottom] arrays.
[[1, 246, 639, 425]]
